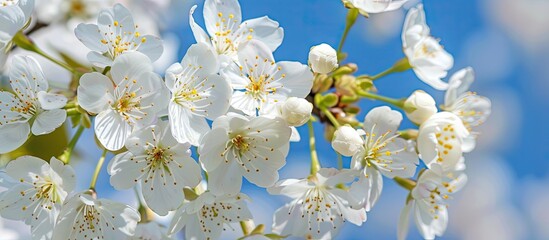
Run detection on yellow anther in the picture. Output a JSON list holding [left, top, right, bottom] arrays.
[[114, 21, 119, 27]]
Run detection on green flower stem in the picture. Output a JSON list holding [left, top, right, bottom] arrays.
[[59, 125, 85, 164], [337, 8, 359, 56], [337, 153, 343, 170], [394, 177, 416, 191], [307, 120, 321, 175], [356, 90, 405, 109], [89, 149, 108, 191], [320, 107, 341, 128], [12, 31, 78, 75], [369, 58, 412, 81]]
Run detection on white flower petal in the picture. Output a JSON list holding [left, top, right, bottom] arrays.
[[189, 5, 211, 45], [198, 127, 229, 171], [77, 72, 114, 114], [363, 106, 403, 136], [203, 0, 242, 36], [86, 51, 114, 68], [31, 109, 66, 135], [207, 161, 243, 196], [137, 35, 164, 62], [271, 61, 314, 98], [445, 67, 474, 106], [236, 16, 284, 51], [107, 152, 144, 190], [0, 122, 29, 154], [267, 179, 310, 198], [111, 52, 154, 85], [75, 23, 108, 52], [168, 103, 210, 146], [95, 109, 132, 151], [9, 55, 48, 99], [397, 200, 413, 240], [37, 91, 67, 110]]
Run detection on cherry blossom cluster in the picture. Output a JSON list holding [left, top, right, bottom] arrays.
[[0, 0, 491, 239]]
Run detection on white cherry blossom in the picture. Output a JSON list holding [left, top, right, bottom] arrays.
[[268, 168, 367, 239], [0, 0, 34, 67], [402, 4, 454, 90], [443, 67, 492, 130], [0, 156, 75, 240], [189, 0, 283, 64], [349, 106, 418, 211], [52, 191, 140, 240], [108, 122, 202, 216], [165, 43, 231, 146], [77, 51, 168, 151], [417, 112, 470, 173], [397, 169, 467, 240], [199, 113, 291, 196], [75, 3, 163, 67], [0, 55, 67, 154], [168, 191, 252, 240], [343, 0, 408, 15], [222, 39, 313, 116]]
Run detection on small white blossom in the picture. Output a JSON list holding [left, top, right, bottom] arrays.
[[404, 90, 438, 125], [222, 39, 313, 116], [52, 192, 140, 240], [0, 0, 34, 67], [165, 43, 232, 146], [332, 125, 364, 157], [77, 52, 168, 151], [349, 106, 418, 210], [35, 0, 113, 24], [0, 156, 75, 240], [278, 97, 312, 127], [131, 222, 173, 240], [0, 55, 67, 154], [343, 0, 408, 15], [75, 3, 163, 67], [402, 4, 454, 90], [417, 112, 470, 172], [397, 169, 467, 240], [268, 168, 367, 239], [443, 67, 491, 130], [107, 122, 202, 216], [168, 192, 252, 240], [199, 113, 291, 196], [189, 0, 283, 64], [308, 43, 338, 74]]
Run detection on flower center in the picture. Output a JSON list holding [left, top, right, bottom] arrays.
[[81, 205, 100, 230], [0, 0, 18, 7], [435, 124, 456, 163], [231, 135, 249, 152], [115, 91, 141, 120], [99, 22, 146, 59]]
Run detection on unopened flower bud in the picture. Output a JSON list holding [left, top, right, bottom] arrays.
[[280, 97, 313, 127], [335, 74, 357, 97], [331, 125, 363, 156], [312, 74, 333, 93], [404, 90, 437, 125], [309, 43, 338, 74]]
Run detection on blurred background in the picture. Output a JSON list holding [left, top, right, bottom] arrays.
[[1, 0, 548, 239]]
